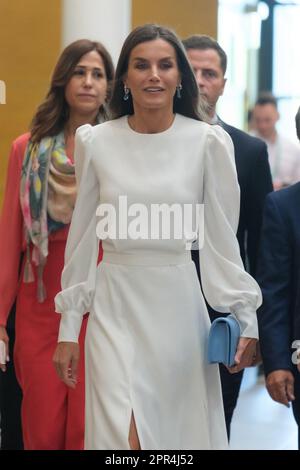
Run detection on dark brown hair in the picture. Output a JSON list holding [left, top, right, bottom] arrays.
[[30, 39, 114, 143], [182, 35, 227, 75], [109, 24, 206, 121]]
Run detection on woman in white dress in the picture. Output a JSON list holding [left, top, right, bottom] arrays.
[[53, 24, 262, 450]]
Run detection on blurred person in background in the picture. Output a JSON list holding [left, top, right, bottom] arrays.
[[252, 93, 300, 190]]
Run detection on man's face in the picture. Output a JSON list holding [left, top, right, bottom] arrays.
[[186, 48, 226, 115], [252, 103, 279, 140]]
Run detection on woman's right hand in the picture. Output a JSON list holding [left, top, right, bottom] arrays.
[[0, 325, 9, 372], [53, 341, 80, 388]]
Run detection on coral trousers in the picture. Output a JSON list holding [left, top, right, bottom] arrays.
[[14, 239, 86, 450]]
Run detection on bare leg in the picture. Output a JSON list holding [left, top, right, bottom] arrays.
[[128, 412, 141, 450]]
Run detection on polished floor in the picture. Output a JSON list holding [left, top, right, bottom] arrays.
[[230, 368, 298, 450]]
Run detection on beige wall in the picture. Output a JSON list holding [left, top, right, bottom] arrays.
[[132, 0, 217, 38], [0, 0, 61, 207], [0, 0, 218, 206]]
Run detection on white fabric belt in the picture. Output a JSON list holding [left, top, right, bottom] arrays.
[[102, 251, 191, 266]]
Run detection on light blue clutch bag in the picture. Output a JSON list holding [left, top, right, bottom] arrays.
[[207, 315, 240, 367]]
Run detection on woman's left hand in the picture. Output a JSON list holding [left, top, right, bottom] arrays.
[[227, 337, 257, 374], [53, 341, 80, 388]]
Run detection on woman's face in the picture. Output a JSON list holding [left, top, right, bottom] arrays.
[[65, 50, 108, 117], [124, 38, 181, 114]]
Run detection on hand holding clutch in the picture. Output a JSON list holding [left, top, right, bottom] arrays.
[[207, 314, 240, 367]]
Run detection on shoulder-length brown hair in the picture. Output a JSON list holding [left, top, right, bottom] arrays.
[[109, 24, 206, 122], [30, 39, 114, 143]]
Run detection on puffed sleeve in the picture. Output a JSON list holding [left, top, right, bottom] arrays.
[[199, 125, 262, 338], [55, 124, 99, 342]]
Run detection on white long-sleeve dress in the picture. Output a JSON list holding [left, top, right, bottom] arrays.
[[55, 114, 262, 450]]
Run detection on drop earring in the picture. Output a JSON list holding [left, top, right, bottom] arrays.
[[123, 85, 130, 101], [176, 84, 182, 99]]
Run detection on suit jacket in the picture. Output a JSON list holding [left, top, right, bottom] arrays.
[[256, 183, 300, 376], [192, 121, 273, 318]]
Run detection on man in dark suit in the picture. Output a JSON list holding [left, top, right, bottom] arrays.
[[182, 35, 273, 438], [257, 107, 300, 449]]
